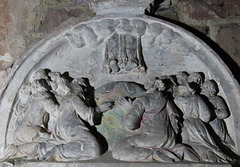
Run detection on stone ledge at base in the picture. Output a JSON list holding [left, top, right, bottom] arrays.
[[0, 151, 232, 167]]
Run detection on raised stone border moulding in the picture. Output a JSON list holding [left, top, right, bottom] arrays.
[[0, 0, 239, 166]]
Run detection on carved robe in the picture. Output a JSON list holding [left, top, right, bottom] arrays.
[[47, 91, 101, 161], [2, 92, 56, 159], [174, 94, 231, 162], [14, 92, 55, 145], [13, 91, 102, 161], [113, 91, 199, 162], [208, 95, 234, 148]]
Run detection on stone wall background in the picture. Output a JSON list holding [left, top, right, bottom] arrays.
[[0, 0, 240, 86]]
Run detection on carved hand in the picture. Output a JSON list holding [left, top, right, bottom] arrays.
[[117, 97, 133, 110], [97, 101, 114, 113]]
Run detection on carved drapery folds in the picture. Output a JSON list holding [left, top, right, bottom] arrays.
[[112, 72, 236, 163], [0, 14, 239, 165], [4, 69, 113, 161], [103, 19, 146, 74], [66, 19, 148, 74], [3, 69, 237, 163], [65, 18, 178, 75]]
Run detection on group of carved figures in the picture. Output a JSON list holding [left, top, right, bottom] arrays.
[[4, 69, 114, 161], [113, 71, 236, 163], [3, 69, 237, 163]]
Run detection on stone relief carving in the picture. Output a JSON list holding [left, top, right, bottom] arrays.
[[111, 72, 237, 163], [65, 18, 179, 75], [201, 80, 235, 149], [0, 0, 239, 166], [1, 69, 238, 164], [3, 69, 114, 161], [102, 19, 147, 74], [0, 14, 238, 164], [94, 81, 146, 106], [173, 72, 231, 162], [112, 83, 200, 162], [90, 0, 155, 15]]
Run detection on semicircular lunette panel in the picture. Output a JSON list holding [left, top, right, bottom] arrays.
[[0, 16, 240, 163]]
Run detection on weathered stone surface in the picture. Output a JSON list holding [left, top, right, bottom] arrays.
[[90, 0, 155, 15], [179, 0, 218, 20], [0, 0, 14, 70], [192, 25, 208, 34], [69, 8, 85, 17], [210, 0, 240, 18], [180, 0, 240, 19], [38, 9, 76, 32], [202, 0, 225, 5], [72, 0, 93, 4], [0, 0, 11, 55], [0, 0, 96, 85], [155, 9, 179, 22], [0, 13, 239, 164], [216, 24, 240, 66], [224, 0, 240, 17], [0, 152, 233, 167], [0, 151, 232, 167], [0, 68, 11, 87], [0, 0, 240, 165], [0, 0, 41, 71]]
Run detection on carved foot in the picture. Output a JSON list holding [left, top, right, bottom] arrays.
[[42, 147, 57, 161], [152, 151, 174, 162], [110, 59, 120, 74], [124, 60, 138, 71], [2, 145, 18, 160]]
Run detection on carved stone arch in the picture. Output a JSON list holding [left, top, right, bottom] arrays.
[[0, 14, 239, 164]]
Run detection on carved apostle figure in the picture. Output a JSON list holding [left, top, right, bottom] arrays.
[[174, 83, 231, 162], [172, 71, 189, 97], [13, 81, 56, 144], [201, 80, 235, 149], [187, 72, 204, 94], [3, 70, 113, 161], [3, 77, 58, 159], [38, 72, 113, 161], [112, 79, 199, 162]]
